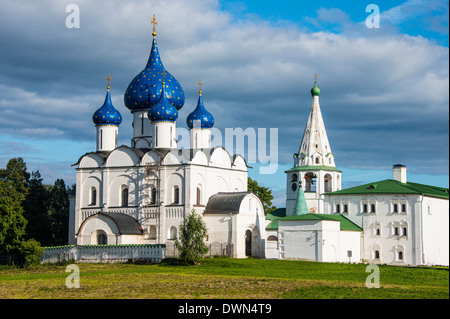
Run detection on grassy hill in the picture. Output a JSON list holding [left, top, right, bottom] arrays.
[[0, 257, 448, 299]]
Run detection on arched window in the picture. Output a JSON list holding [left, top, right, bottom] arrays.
[[291, 174, 298, 183], [401, 204, 406, 213], [97, 231, 107, 245], [373, 222, 381, 236], [151, 187, 157, 205], [374, 250, 380, 259], [304, 172, 317, 192], [173, 186, 180, 204], [90, 187, 97, 206], [267, 235, 278, 242], [149, 226, 157, 239], [196, 187, 201, 206], [343, 204, 348, 213], [324, 174, 332, 192], [402, 227, 408, 236], [169, 226, 177, 240], [121, 186, 129, 207]]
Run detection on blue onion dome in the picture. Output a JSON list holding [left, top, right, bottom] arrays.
[[186, 81, 214, 129], [92, 80, 122, 126], [147, 80, 178, 122], [124, 21, 185, 112]]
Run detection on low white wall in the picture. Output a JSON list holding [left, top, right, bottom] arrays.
[[42, 244, 166, 264]]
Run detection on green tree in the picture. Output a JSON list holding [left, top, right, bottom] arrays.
[[47, 178, 69, 246], [247, 177, 277, 214], [0, 158, 29, 254], [23, 170, 51, 245], [175, 210, 209, 265]]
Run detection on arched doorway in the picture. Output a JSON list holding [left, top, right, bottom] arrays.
[[245, 230, 252, 257]]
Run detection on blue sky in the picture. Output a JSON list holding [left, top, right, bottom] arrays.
[[0, 0, 448, 208], [220, 0, 449, 46]]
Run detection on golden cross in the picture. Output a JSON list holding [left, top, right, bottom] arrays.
[[150, 15, 158, 36], [106, 74, 111, 90], [314, 73, 318, 83], [161, 70, 167, 83], [198, 78, 203, 95]]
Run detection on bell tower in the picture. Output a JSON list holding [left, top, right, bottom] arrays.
[[285, 75, 341, 215]]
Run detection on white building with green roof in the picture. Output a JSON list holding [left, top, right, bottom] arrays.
[[323, 165, 449, 266], [266, 79, 449, 266]]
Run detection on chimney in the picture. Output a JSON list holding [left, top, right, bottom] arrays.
[[393, 164, 407, 183]]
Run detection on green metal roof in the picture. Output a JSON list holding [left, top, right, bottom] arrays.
[[265, 209, 362, 232], [325, 179, 449, 199], [265, 220, 279, 230], [285, 165, 342, 173], [279, 213, 362, 231], [266, 208, 286, 220], [265, 208, 285, 230]]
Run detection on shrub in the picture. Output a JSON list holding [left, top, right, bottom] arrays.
[[18, 239, 44, 266], [175, 210, 209, 265]]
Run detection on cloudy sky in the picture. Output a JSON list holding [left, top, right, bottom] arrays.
[[0, 0, 448, 207]]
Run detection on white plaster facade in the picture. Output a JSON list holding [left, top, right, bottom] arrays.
[[69, 144, 263, 257], [277, 219, 361, 263], [203, 192, 266, 258], [323, 190, 449, 266]]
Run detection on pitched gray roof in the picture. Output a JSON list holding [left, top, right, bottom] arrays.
[[204, 191, 252, 214]]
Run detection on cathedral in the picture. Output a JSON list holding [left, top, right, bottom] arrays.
[[68, 16, 267, 258], [67, 16, 448, 266]]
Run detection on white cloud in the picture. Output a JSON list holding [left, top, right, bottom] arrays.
[[0, 0, 448, 180]]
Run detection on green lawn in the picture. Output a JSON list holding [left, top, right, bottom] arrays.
[[0, 258, 448, 299]]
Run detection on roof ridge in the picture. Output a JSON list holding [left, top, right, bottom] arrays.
[[326, 178, 448, 199]]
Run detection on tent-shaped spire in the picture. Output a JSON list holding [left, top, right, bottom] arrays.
[[297, 74, 335, 168], [294, 181, 309, 215]]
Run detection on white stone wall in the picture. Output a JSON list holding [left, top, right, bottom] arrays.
[[277, 219, 361, 263], [72, 144, 249, 249], [421, 196, 449, 266], [96, 125, 118, 152], [323, 193, 449, 266], [203, 193, 266, 258], [42, 244, 166, 264]]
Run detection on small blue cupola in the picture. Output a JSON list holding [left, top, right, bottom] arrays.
[[187, 79, 214, 129], [92, 75, 122, 126]]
